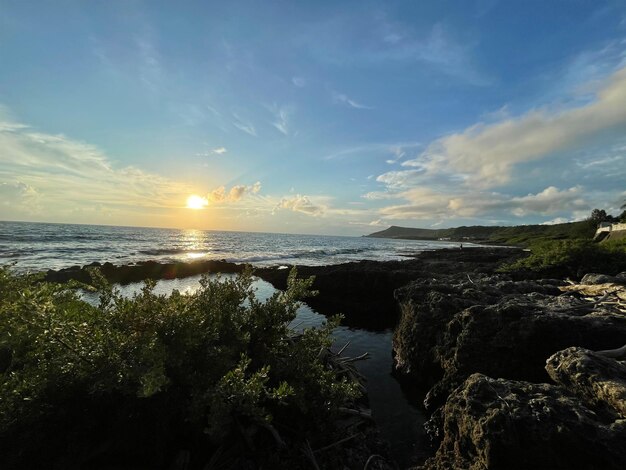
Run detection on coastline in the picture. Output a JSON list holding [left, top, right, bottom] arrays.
[[43, 246, 525, 330], [19, 245, 626, 468]]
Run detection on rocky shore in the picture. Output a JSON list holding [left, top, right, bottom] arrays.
[[42, 248, 626, 468], [394, 269, 626, 469], [44, 247, 524, 330]]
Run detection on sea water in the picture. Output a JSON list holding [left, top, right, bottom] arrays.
[[0, 220, 467, 271]]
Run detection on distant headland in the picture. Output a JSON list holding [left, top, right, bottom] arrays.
[[365, 220, 597, 245]]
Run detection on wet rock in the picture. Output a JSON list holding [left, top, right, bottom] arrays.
[[44, 259, 245, 285], [546, 347, 626, 418], [420, 373, 626, 470]]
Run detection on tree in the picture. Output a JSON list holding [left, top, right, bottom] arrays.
[[589, 208, 608, 224]]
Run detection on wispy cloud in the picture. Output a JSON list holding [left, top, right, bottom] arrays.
[[91, 24, 164, 92], [196, 147, 227, 157], [323, 142, 421, 161], [268, 104, 293, 135], [301, 17, 490, 85], [0, 109, 194, 222], [232, 113, 257, 136], [332, 91, 374, 109], [292, 76, 306, 87]]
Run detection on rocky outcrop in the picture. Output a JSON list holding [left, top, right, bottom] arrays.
[[546, 346, 626, 418], [421, 373, 626, 470], [394, 274, 626, 410], [396, 272, 626, 469], [257, 248, 524, 329], [44, 259, 245, 285]]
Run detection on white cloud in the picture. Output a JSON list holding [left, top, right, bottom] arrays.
[[375, 169, 425, 188], [509, 186, 587, 217], [207, 182, 262, 203], [375, 186, 591, 221], [276, 194, 324, 216], [0, 181, 40, 213], [212, 147, 227, 155], [402, 66, 626, 188], [541, 217, 570, 225], [332, 91, 373, 110]]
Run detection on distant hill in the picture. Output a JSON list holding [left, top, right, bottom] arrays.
[[366, 221, 596, 246]]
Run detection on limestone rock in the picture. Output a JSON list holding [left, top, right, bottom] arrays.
[[421, 373, 626, 470], [546, 347, 626, 418]]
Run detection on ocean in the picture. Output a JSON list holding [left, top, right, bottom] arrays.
[[1, 220, 447, 466], [0, 220, 467, 272]]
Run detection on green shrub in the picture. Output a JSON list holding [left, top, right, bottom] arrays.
[[500, 238, 626, 277], [0, 267, 361, 469]]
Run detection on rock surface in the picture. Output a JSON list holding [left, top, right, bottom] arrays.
[[396, 269, 626, 469], [393, 274, 626, 410], [420, 373, 626, 470], [546, 346, 626, 418]]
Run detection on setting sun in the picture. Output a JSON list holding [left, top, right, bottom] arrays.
[[186, 195, 208, 210]]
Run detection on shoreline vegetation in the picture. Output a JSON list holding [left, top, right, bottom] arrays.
[[2, 218, 626, 469], [0, 266, 392, 469]]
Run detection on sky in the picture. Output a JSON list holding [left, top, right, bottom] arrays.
[[1, 0, 625, 235]]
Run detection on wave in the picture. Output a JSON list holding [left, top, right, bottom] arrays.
[[138, 248, 207, 256]]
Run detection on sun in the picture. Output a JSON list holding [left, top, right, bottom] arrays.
[[186, 195, 208, 210]]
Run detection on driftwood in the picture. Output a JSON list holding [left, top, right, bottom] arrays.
[[559, 283, 626, 315]]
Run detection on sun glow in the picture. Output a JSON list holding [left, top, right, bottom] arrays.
[[186, 195, 208, 210]]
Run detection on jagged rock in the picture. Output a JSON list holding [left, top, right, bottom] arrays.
[[393, 275, 626, 411], [421, 373, 626, 470], [580, 273, 620, 285], [256, 247, 523, 330], [546, 347, 626, 418], [44, 259, 245, 285]]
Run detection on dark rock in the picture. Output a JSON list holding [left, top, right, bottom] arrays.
[[546, 347, 626, 418], [420, 373, 626, 470], [255, 247, 524, 330], [44, 259, 246, 285], [580, 273, 618, 285], [614, 272, 626, 284], [393, 275, 626, 411]]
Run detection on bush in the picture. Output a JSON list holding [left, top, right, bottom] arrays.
[[500, 238, 626, 278], [0, 267, 361, 469]]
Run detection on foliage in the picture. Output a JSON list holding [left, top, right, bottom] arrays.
[[500, 238, 626, 278], [589, 208, 609, 223], [0, 267, 361, 469]]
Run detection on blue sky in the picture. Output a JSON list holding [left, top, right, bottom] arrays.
[[1, 0, 625, 235]]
